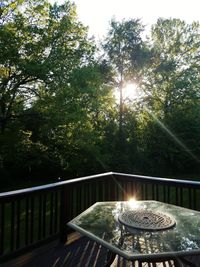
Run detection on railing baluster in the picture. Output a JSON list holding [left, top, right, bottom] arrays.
[[50, 192, 54, 235], [16, 199, 20, 249], [60, 185, 71, 243], [152, 184, 155, 200], [60, 187, 66, 242], [163, 185, 166, 203], [54, 191, 58, 234], [122, 179, 126, 200], [84, 183, 88, 208], [81, 184, 84, 211], [70, 185, 74, 218], [144, 183, 148, 200], [141, 183, 144, 200], [105, 180, 109, 201], [42, 194, 46, 238], [88, 182, 92, 206], [76, 185, 80, 213], [80, 184, 84, 210], [110, 177, 116, 201], [103, 181, 109, 201], [10, 201, 15, 251], [25, 196, 29, 246], [167, 185, 170, 204], [175, 187, 179, 205], [38, 195, 42, 240], [156, 184, 159, 201], [98, 181, 103, 201], [135, 182, 138, 199], [0, 202, 5, 255], [163, 184, 170, 203], [189, 188, 192, 209], [72, 186, 77, 217], [115, 179, 119, 200], [124, 180, 128, 200], [130, 181, 134, 197], [30, 197, 34, 243], [180, 187, 183, 206], [193, 188, 197, 210], [88, 183, 92, 205], [91, 182, 96, 203]]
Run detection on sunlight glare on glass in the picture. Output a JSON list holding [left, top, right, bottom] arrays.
[[128, 197, 138, 208]]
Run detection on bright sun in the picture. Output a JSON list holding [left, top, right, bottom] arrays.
[[124, 83, 139, 100], [114, 82, 139, 103]]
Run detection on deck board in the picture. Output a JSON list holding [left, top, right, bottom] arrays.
[[1, 232, 176, 267]]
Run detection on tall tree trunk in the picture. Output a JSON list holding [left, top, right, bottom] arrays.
[[119, 79, 123, 145]]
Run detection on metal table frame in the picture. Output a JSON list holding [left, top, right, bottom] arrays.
[[68, 201, 200, 266]]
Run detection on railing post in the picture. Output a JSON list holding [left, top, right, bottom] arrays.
[[59, 186, 68, 243]]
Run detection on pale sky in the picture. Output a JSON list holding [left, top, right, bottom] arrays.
[[49, 0, 200, 39]]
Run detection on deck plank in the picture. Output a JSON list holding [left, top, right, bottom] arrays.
[[1, 232, 177, 267]]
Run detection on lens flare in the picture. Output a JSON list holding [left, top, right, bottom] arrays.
[[128, 197, 138, 208], [145, 106, 200, 163]]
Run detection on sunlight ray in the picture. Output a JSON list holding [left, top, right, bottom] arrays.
[[145, 106, 200, 163]]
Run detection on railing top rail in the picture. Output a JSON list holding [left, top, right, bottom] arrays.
[[113, 172, 200, 186], [0, 171, 199, 199], [0, 172, 113, 198]]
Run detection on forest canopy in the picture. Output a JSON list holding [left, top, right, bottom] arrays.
[[0, 0, 200, 190]]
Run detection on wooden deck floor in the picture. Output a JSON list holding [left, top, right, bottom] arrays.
[[1, 233, 177, 267]]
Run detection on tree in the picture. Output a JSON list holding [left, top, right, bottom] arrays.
[[143, 18, 200, 115], [32, 63, 116, 177], [139, 18, 200, 174], [103, 19, 146, 145], [0, 0, 93, 133]]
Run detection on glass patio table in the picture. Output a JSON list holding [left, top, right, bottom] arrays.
[[67, 201, 200, 266]]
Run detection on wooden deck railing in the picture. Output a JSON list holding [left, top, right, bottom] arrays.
[[0, 172, 200, 263]]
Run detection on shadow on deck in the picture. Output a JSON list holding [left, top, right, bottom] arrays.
[[2, 232, 175, 267]]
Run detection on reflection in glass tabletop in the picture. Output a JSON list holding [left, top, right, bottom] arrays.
[[67, 201, 200, 261]]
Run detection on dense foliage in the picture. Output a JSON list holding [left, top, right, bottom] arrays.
[[0, 1, 200, 190]]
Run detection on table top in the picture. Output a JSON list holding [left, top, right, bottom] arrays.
[[67, 201, 200, 261]]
